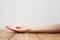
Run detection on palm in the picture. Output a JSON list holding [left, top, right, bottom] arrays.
[[6, 26, 30, 32]]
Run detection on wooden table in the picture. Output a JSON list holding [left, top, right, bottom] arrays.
[[0, 29, 60, 40]]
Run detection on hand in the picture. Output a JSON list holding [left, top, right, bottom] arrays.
[[5, 26, 30, 32]]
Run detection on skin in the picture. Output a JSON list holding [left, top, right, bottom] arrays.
[[6, 24, 60, 33]]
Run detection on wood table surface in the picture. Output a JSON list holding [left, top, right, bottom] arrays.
[[0, 29, 60, 40]]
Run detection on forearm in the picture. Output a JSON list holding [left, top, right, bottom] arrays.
[[29, 24, 60, 32]]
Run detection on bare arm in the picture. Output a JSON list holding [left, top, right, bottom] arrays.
[[6, 24, 60, 33], [29, 24, 60, 32]]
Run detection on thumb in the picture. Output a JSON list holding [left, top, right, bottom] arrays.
[[16, 26, 22, 29]]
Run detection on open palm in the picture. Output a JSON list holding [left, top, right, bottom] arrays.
[[6, 26, 30, 32]]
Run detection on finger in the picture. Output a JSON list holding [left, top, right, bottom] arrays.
[[5, 26, 21, 32]]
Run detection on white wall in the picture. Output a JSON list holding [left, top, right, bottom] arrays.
[[0, 0, 60, 29]]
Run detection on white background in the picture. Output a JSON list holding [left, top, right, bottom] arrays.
[[0, 0, 60, 29]]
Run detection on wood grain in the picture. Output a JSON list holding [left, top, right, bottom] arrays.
[[10, 33, 40, 40], [0, 29, 15, 40], [37, 33, 60, 40]]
